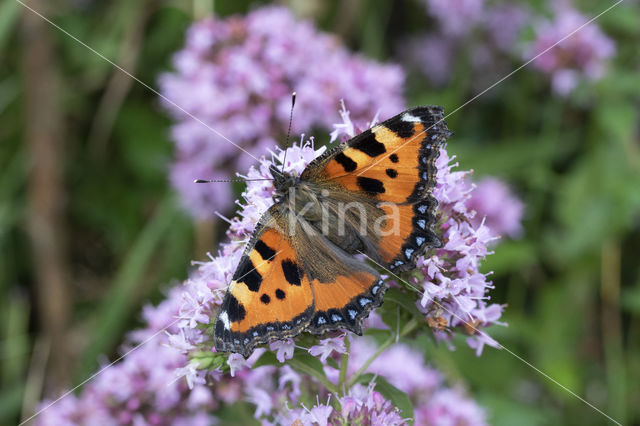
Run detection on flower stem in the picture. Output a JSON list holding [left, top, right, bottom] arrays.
[[346, 318, 420, 389], [338, 335, 350, 393]]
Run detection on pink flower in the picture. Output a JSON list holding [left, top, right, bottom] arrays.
[[308, 336, 346, 363], [246, 387, 273, 418], [159, 6, 404, 217], [309, 404, 333, 426], [467, 177, 525, 238], [269, 339, 295, 363], [226, 353, 248, 377], [526, 5, 615, 96], [423, 0, 485, 37]]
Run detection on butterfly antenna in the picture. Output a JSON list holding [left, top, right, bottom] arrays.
[[194, 178, 273, 183], [281, 91, 296, 174]]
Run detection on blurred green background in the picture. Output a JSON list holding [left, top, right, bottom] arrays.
[[1, 0, 639, 424]]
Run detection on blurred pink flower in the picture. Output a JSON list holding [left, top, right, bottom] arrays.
[[526, 5, 615, 95], [37, 338, 217, 426], [308, 336, 347, 363], [423, 0, 485, 36], [404, 1, 529, 89], [468, 177, 525, 238], [159, 6, 404, 217], [270, 339, 295, 363]]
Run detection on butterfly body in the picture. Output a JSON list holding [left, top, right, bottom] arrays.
[[214, 106, 451, 357]]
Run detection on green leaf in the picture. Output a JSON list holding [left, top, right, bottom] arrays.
[[384, 288, 422, 316], [252, 350, 280, 368], [288, 350, 338, 393], [190, 350, 226, 371], [252, 349, 338, 393], [326, 357, 340, 370], [354, 373, 414, 422], [289, 350, 327, 377]]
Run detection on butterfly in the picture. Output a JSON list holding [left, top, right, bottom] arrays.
[[214, 106, 452, 357]]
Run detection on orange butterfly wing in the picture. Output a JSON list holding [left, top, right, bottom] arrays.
[[307, 271, 384, 335], [302, 105, 450, 272], [214, 207, 315, 356], [214, 207, 385, 355]]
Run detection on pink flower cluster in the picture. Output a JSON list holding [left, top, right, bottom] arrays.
[[210, 336, 487, 425], [419, 149, 505, 355], [159, 6, 404, 217], [423, 0, 486, 37], [407, 0, 615, 96], [467, 177, 524, 239], [527, 5, 616, 95], [281, 383, 407, 425], [349, 339, 488, 426], [37, 289, 215, 426], [405, 0, 529, 88]]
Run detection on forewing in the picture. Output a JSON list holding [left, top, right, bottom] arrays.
[[302, 106, 451, 204], [301, 106, 449, 271]]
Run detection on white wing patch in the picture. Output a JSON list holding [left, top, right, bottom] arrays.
[[219, 311, 231, 330], [401, 113, 421, 123]]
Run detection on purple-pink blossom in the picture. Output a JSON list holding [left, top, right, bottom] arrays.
[[36, 338, 216, 426], [404, 1, 530, 89], [159, 6, 404, 217], [407, 1, 616, 97], [526, 5, 616, 95], [270, 339, 296, 363], [423, 0, 485, 37], [467, 177, 524, 238], [308, 336, 347, 363]]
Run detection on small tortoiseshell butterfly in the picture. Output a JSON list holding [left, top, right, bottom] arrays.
[[214, 106, 452, 356]]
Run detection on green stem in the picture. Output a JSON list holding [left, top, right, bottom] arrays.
[[346, 318, 420, 389], [288, 358, 339, 394], [338, 335, 350, 393]]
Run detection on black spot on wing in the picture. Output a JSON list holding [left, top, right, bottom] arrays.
[[260, 294, 270, 304], [389, 153, 399, 163], [357, 176, 385, 195], [281, 259, 302, 286], [351, 130, 386, 157], [226, 295, 246, 322], [275, 289, 286, 299], [386, 120, 415, 138], [385, 168, 398, 178], [254, 239, 276, 261], [233, 257, 262, 292], [334, 152, 358, 172]]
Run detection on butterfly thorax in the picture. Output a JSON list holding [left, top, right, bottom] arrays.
[[270, 165, 296, 199], [269, 165, 318, 216]]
